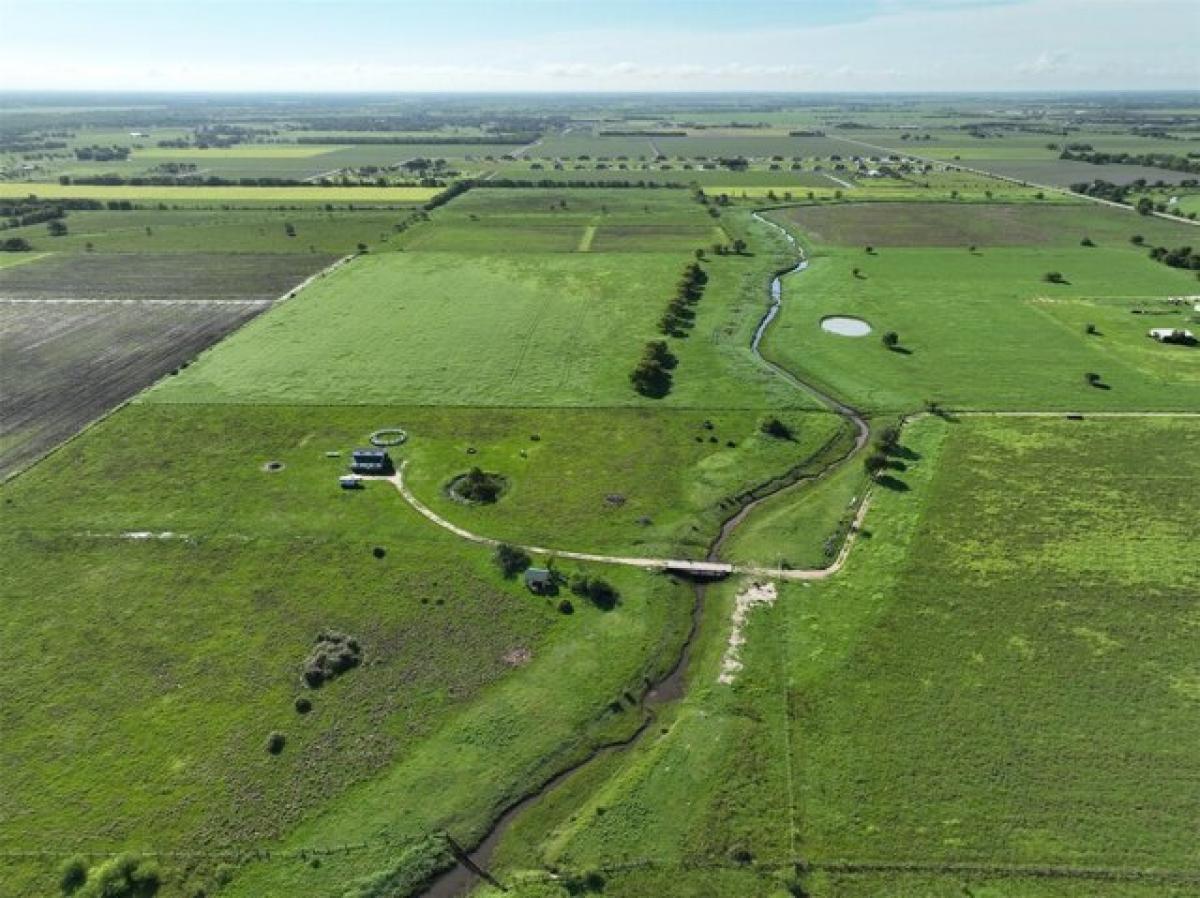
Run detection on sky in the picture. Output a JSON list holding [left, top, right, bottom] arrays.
[[1, 0, 1197, 93]]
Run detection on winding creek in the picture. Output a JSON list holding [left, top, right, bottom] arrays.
[[419, 210, 869, 898]]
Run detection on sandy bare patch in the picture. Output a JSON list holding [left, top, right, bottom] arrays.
[[718, 580, 777, 685], [503, 647, 533, 667]]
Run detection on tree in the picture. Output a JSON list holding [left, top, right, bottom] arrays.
[[1136, 197, 1154, 216], [760, 416, 792, 440], [1130, 234, 1145, 245], [47, 220, 68, 237], [1042, 271, 1067, 284], [731, 238, 748, 255], [571, 575, 619, 610], [864, 452, 889, 477], [881, 331, 900, 350], [1080, 236, 1095, 247], [1085, 372, 1102, 387], [494, 543, 531, 578], [59, 855, 88, 895]]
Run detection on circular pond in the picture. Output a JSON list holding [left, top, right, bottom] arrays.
[[821, 315, 872, 337]]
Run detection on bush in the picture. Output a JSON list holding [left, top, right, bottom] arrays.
[[760, 416, 793, 440], [570, 575, 619, 610], [294, 696, 312, 714], [1131, 234, 1145, 245], [1085, 372, 1102, 386], [1080, 236, 1095, 247], [451, 467, 506, 503], [266, 732, 286, 755], [494, 543, 531, 578], [59, 855, 88, 894], [303, 631, 362, 688], [75, 853, 160, 898], [1042, 271, 1067, 284], [881, 330, 900, 349]]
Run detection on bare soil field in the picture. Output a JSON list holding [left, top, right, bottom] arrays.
[[0, 252, 335, 302], [777, 201, 1195, 247], [0, 301, 267, 478]]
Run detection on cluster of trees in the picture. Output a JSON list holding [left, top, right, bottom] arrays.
[[658, 261, 708, 337], [0, 237, 33, 252], [598, 129, 686, 137], [475, 178, 693, 189], [1069, 179, 1130, 203], [630, 340, 677, 398], [1147, 244, 1200, 271], [423, 179, 472, 211], [1061, 147, 1200, 175], [73, 145, 130, 162], [296, 134, 535, 145], [864, 424, 903, 477]]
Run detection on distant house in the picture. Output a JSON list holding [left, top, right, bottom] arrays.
[[1149, 327, 1196, 345], [349, 448, 392, 475], [524, 568, 553, 595]]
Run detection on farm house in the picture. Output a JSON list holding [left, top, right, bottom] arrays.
[[349, 448, 392, 474], [1148, 327, 1196, 344], [524, 568, 553, 595]]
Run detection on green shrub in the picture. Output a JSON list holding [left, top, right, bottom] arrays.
[[494, 543, 531, 578], [59, 855, 88, 895], [76, 853, 160, 898]]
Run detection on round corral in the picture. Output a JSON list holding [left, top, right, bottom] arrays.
[[369, 428, 408, 447], [821, 315, 872, 337]]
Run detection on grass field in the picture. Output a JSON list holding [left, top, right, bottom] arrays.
[[0, 402, 703, 896], [476, 415, 1200, 897], [763, 202, 1200, 412], [143, 242, 805, 410], [785, 416, 1200, 884]]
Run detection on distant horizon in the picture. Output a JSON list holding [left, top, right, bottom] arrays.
[[2, 0, 1196, 94]]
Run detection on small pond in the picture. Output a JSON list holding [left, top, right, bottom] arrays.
[[821, 315, 872, 337]]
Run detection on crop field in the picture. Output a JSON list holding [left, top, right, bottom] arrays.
[[2, 207, 415, 254], [775, 200, 1195, 247], [0, 251, 332, 477], [0, 301, 264, 478], [763, 202, 1200, 412], [0, 183, 440, 202], [0, 252, 334, 300]]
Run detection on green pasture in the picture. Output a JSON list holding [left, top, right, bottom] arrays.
[[0, 402, 701, 896], [143, 241, 806, 410], [0, 182, 439, 202], [787, 416, 1200, 879], [763, 204, 1200, 412]]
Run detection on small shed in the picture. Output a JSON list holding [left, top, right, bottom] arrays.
[[339, 475, 362, 490], [524, 568, 553, 595], [1149, 327, 1196, 344], [350, 448, 392, 475]]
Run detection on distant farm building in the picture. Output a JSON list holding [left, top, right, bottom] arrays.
[[524, 568, 553, 594], [1149, 327, 1196, 345], [338, 475, 363, 490], [349, 448, 392, 474]]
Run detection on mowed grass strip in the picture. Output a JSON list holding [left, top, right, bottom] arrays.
[[787, 416, 1200, 872]]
